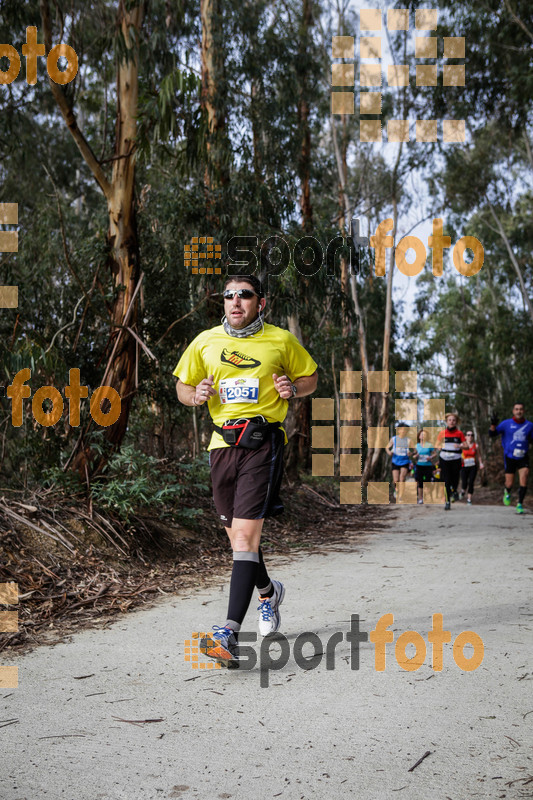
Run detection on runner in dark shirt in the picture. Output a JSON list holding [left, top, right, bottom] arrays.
[[436, 413, 467, 510]]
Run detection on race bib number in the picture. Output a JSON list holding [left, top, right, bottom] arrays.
[[395, 447, 408, 456], [219, 378, 259, 404], [513, 448, 525, 458], [440, 451, 461, 460], [463, 457, 475, 467]]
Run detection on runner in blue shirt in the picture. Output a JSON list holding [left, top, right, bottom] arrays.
[[386, 423, 415, 499], [489, 402, 533, 514]]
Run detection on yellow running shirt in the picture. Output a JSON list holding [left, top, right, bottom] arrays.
[[173, 323, 318, 450]]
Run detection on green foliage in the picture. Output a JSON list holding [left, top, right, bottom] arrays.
[[42, 466, 84, 495], [91, 445, 206, 523], [1, 0, 526, 501]]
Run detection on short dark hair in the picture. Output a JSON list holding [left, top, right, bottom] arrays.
[[224, 275, 264, 298], [513, 402, 525, 408]]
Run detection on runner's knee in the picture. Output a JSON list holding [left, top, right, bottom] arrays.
[[231, 523, 261, 552]]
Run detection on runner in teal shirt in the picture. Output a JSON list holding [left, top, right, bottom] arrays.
[[414, 430, 436, 504]]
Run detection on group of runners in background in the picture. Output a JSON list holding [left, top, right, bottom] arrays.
[[387, 403, 533, 514]]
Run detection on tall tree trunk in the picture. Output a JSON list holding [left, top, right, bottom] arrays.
[[330, 115, 358, 374], [103, 1, 144, 447], [298, 0, 314, 231], [285, 311, 311, 479], [339, 114, 354, 372], [486, 201, 533, 324], [201, 0, 229, 192], [331, 114, 371, 467], [41, 0, 144, 458], [251, 79, 262, 181], [365, 145, 403, 480]]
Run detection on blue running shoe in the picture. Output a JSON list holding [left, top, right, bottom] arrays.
[[516, 503, 525, 515], [199, 625, 239, 666], [257, 579, 285, 637]]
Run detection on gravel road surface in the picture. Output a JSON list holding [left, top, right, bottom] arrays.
[[1, 504, 532, 800]]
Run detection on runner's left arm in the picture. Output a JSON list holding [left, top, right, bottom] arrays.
[[489, 416, 500, 437], [272, 371, 317, 400], [276, 332, 318, 399]]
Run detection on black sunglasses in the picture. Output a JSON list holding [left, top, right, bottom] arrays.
[[223, 289, 258, 300]]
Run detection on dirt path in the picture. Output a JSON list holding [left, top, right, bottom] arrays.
[[1, 503, 532, 800]]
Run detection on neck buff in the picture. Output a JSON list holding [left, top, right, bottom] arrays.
[[222, 312, 264, 338], [512, 416, 525, 423]]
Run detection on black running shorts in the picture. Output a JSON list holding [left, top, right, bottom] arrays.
[[415, 464, 434, 488], [439, 457, 462, 492], [209, 428, 285, 527], [504, 455, 529, 474]]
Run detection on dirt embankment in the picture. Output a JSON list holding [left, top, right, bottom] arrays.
[[0, 479, 384, 655]]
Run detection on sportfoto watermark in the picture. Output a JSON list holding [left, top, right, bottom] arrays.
[[331, 9, 467, 144], [185, 217, 484, 280], [0, 202, 18, 309], [0, 582, 19, 690], [187, 613, 484, 688]]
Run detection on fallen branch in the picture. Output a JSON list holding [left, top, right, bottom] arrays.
[[408, 751, 431, 772], [301, 484, 338, 509], [67, 585, 111, 611], [0, 502, 75, 553]]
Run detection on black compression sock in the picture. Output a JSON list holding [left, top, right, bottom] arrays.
[[256, 547, 273, 597], [518, 486, 527, 504], [225, 552, 259, 630]]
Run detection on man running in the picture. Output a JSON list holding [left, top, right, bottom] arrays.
[[436, 413, 467, 510], [173, 276, 318, 665], [489, 403, 533, 515]]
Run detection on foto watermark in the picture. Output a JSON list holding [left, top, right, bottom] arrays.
[[4, 368, 121, 427], [0, 27, 78, 86], [187, 612, 484, 687]]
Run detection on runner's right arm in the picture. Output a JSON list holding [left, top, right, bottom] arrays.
[[176, 375, 216, 407]]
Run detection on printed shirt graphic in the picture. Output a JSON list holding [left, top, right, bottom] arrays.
[[436, 428, 466, 460], [416, 443, 435, 466], [495, 418, 533, 459], [392, 436, 410, 466], [173, 323, 318, 450]]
